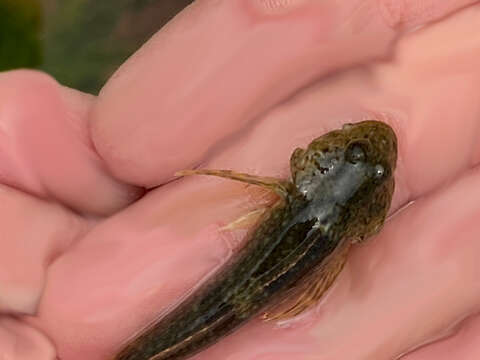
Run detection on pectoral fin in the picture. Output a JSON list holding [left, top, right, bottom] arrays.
[[262, 241, 351, 321], [176, 169, 291, 199], [220, 208, 269, 231]]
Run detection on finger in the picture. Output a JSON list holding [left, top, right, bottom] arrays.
[[0, 317, 55, 360], [401, 314, 480, 359], [91, 0, 480, 187], [30, 182, 238, 360], [0, 70, 143, 215], [0, 184, 86, 315], [369, 4, 480, 199]]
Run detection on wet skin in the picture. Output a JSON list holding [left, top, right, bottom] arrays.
[[114, 120, 398, 360]]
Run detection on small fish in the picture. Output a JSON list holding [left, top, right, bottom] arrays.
[[114, 120, 398, 360]]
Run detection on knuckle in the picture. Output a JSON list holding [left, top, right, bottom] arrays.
[[247, 0, 309, 16], [377, 0, 408, 28]]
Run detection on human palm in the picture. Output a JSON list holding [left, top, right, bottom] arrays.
[[1, 1, 480, 359]]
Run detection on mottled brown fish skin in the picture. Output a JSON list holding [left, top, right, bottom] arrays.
[[113, 121, 397, 360]]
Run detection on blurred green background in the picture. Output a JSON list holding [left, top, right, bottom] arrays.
[[0, 0, 193, 94]]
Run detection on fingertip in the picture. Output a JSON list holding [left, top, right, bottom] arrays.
[[0, 68, 56, 84], [0, 69, 143, 215], [0, 317, 56, 360]]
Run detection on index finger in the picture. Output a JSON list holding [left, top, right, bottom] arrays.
[[90, 0, 479, 187]]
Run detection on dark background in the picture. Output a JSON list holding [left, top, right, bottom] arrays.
[[0, 0, 194, 93]]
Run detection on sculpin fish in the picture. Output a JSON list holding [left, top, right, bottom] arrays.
[[114, 120, 398, 360]]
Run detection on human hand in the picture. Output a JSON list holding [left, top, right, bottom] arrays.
[[1, 1, 480, 359]]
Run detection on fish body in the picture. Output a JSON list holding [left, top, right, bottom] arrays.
[[114, 121, 398, 360]]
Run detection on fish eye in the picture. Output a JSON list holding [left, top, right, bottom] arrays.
[[346, 142, 366, 164], [374, 164, 385, 178]]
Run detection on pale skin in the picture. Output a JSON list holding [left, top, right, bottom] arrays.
[[1, 1, 480, 359]]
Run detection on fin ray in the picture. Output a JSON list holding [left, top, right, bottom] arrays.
[[263, 240, 351, 321]]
